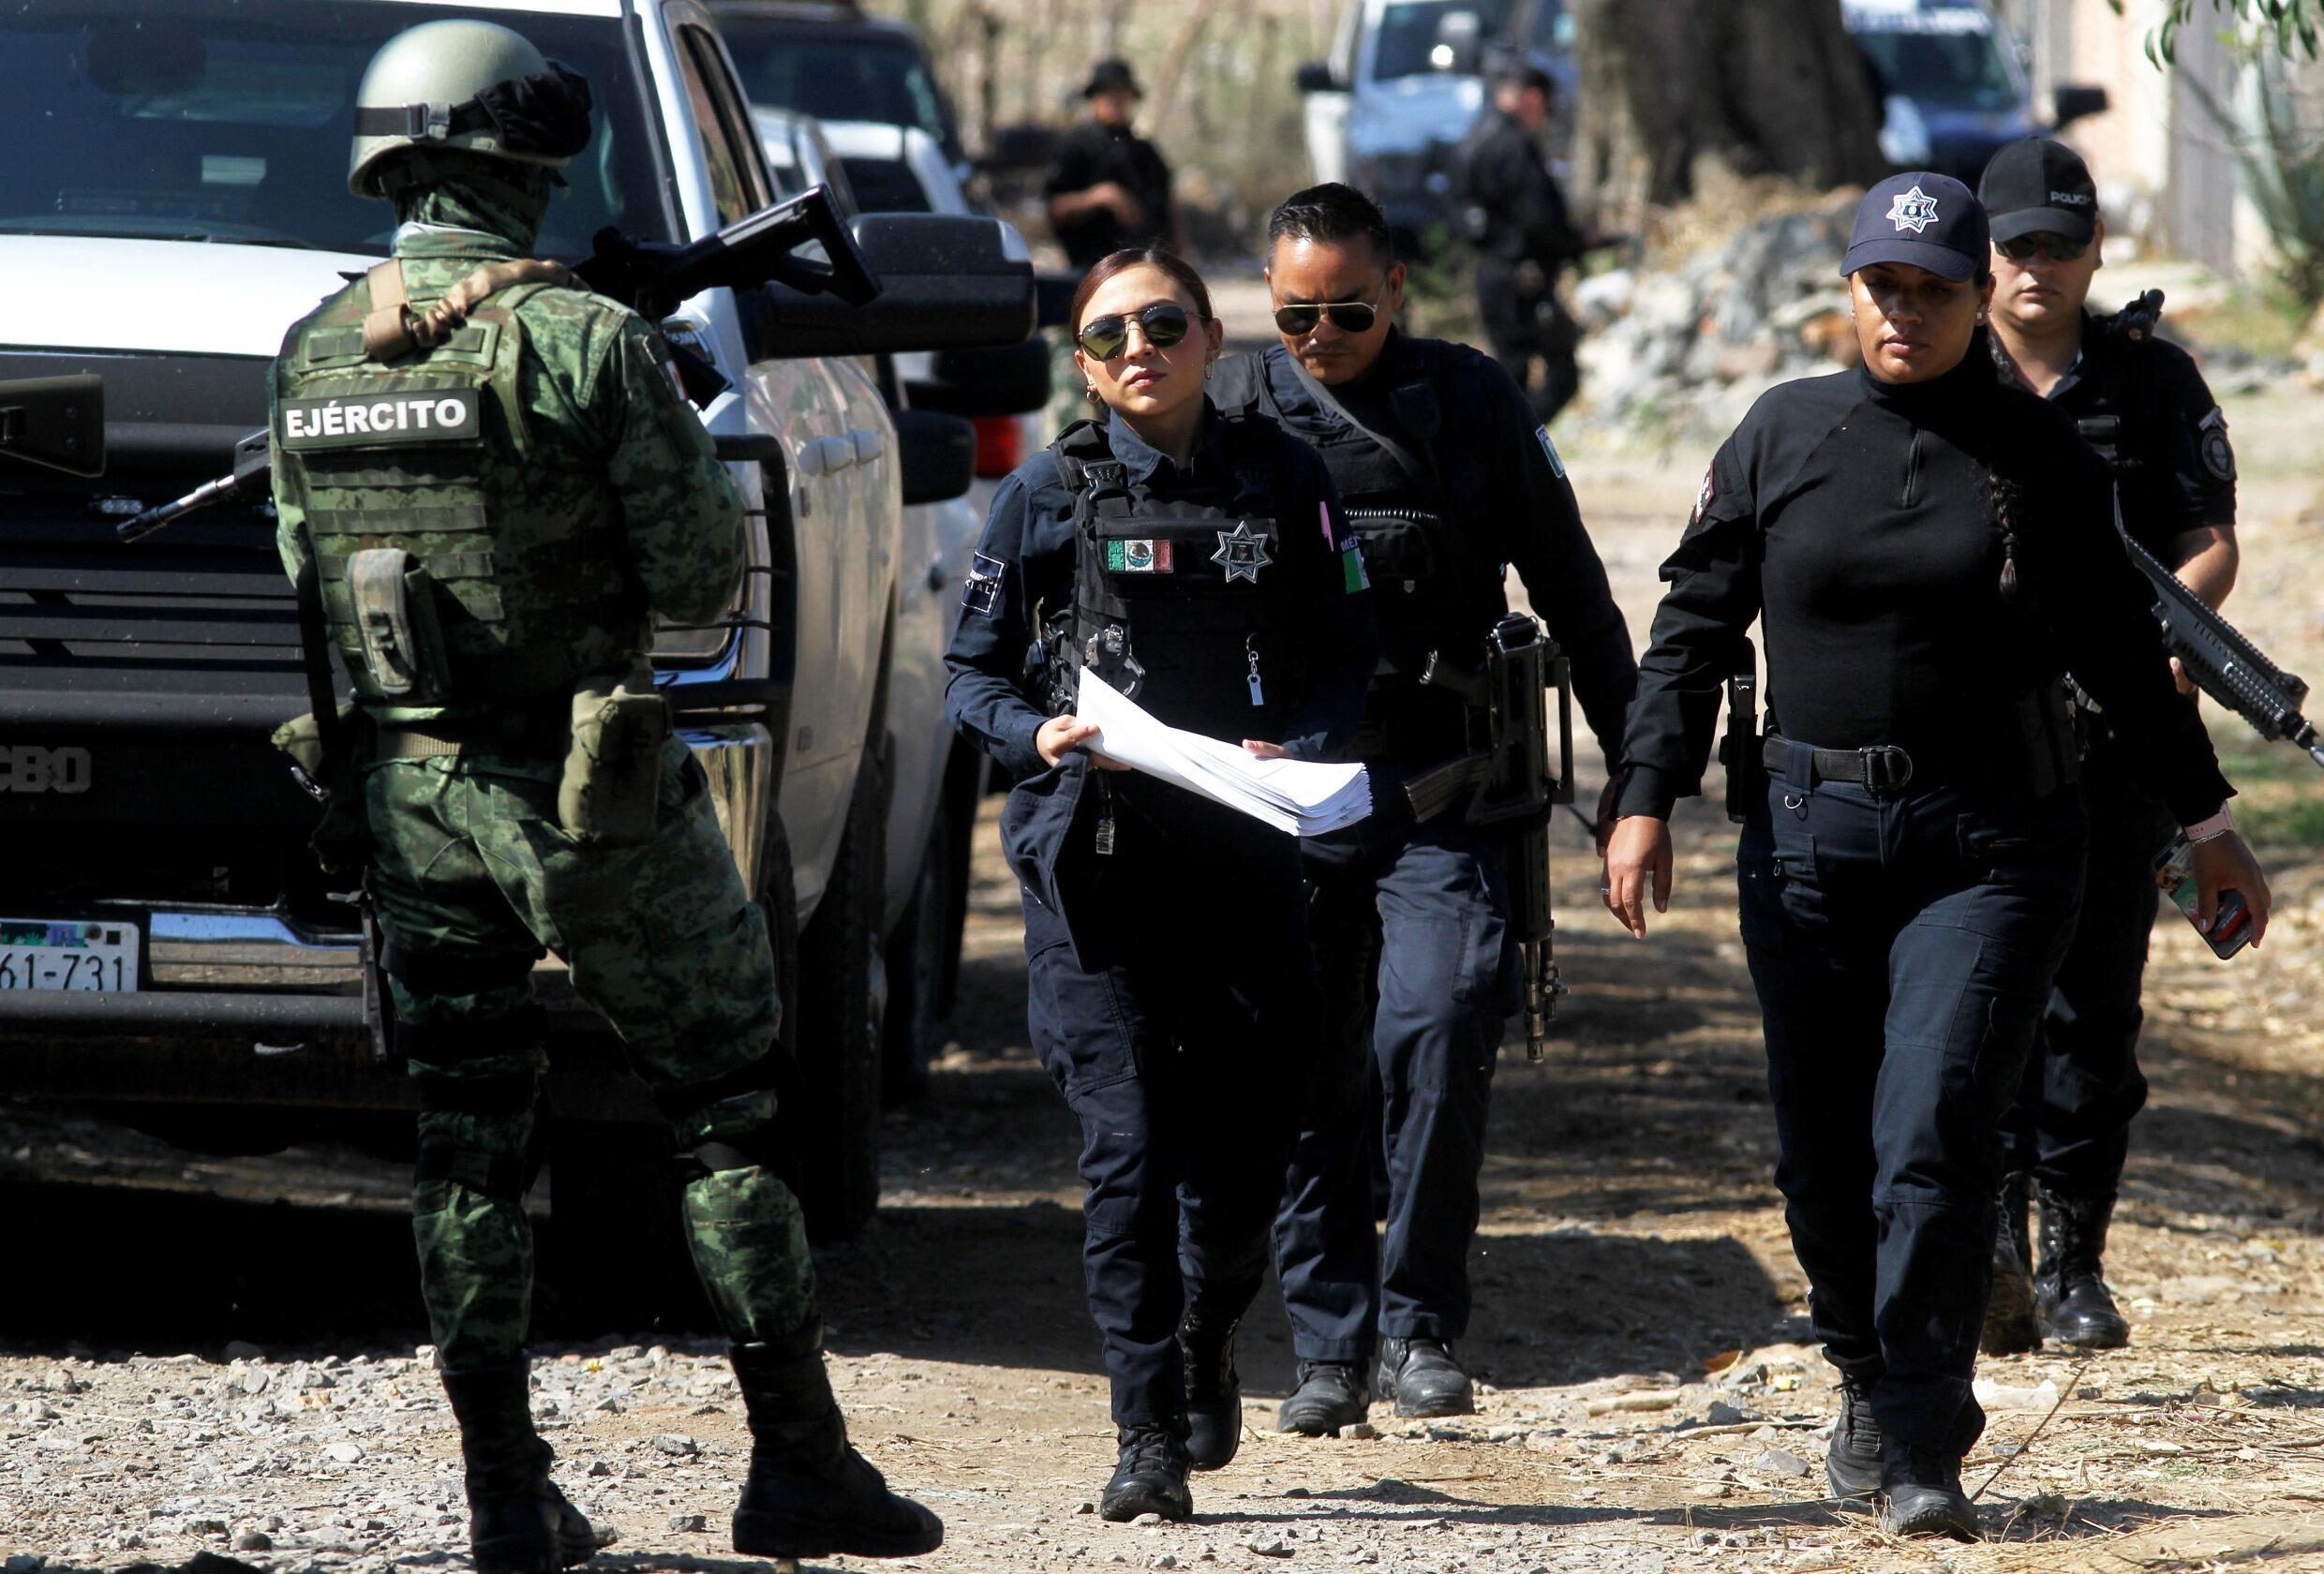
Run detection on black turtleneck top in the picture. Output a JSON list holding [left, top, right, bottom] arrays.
[[1616, 349, 2231, 826]]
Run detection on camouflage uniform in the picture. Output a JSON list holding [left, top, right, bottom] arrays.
[[273, 167, 813, 1367]]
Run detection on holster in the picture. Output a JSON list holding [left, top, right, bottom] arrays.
[[559, 662, 671, 847], [347, 547, 453, 704], [1718, 640, 1761, 824]]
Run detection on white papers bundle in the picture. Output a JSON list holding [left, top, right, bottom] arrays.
[[1075, 669, 1373, 838]]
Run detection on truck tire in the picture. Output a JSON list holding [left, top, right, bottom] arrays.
[[789, 747, 886, 1243]]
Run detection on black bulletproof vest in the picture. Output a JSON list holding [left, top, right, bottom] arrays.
[[1214, 353, 1497, 763], [1050, 418, 1304, 741]]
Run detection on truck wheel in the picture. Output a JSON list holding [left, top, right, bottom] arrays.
[[789, 748, 886, 1243], [882, 791, 958, 1106]]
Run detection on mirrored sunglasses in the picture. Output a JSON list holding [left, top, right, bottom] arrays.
[[1272, 299, 1380, 335], [1076, 303, 1193, 360]]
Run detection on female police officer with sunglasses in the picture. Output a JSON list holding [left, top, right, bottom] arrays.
[[946, 246, 1377, 1522], [1602, 175, 2272, 1540]]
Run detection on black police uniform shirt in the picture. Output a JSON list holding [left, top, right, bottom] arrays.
[[1454, 109, 1585, 268], [1616, 346, 2232, 828], [1042, 121, 1175, 270], [1216, 334, 1634, 773], [1991, 308, 2237, 557], [945, 399, 1377, 785]]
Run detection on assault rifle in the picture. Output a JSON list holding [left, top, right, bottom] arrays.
[[2116, 499, 2324, 769], [1401, 613, 1575, 1060], [118, 185, 872, 543], [2073, 289, 2324, 769]]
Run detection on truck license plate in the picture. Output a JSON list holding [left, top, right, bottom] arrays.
[[0, 919, 141, 992]]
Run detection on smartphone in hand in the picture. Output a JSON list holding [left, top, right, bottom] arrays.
[[2154, 832, 2254, 959]]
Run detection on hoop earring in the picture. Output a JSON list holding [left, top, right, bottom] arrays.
[[1084, 384, 1102, 403]]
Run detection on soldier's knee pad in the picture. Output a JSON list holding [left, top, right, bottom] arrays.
[[407, 1007, 547, 1205], [660, 1049, 785, 1180], [382, 940, 540, 1002]]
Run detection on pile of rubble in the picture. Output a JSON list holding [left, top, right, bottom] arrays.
[[1571, 189, 1862, 443]]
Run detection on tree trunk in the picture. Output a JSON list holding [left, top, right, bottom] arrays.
[[1570, 0, 1887, 232]]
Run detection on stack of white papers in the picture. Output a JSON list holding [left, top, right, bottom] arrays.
[[1074, 669, 1373, 838]]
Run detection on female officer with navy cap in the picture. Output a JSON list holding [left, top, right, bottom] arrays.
[[1601, 173, 2272, 1539]]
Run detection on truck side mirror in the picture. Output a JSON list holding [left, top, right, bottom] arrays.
[[2052, 83, 2108, 127], [894, 408, 976, 505], [1294, 60, 1341, 94], [905, 337, 1051, 418], [750, 215, 1035, 358]]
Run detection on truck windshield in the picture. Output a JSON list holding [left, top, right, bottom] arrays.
[[0, 1, 674, 260], [1853, 21, 2020, 111], [723, 31, 955, 162], [1372, 0, 1520, 82]]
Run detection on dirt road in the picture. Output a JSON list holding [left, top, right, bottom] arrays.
[[5, 395, 2321, 1573]]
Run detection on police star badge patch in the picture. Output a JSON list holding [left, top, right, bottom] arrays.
[[1886, 185, 1941, 234], [1211, 522, 1274, 584]]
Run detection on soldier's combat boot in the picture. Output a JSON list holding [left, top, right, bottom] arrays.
[[1100, 1425, 1194, 1522], [1824, 1374, 1885, 1500], [1179, 1308, 1244, 1471], [728, 1326, 944, 1560], [1876, 1441, 1979, 1540], [439, 1359, 596, 1574], [1374, 1336, 1473, 1418], [2034, 1186, 2131, 1349], [1277, 1360, 1369, 1436], [1980, 1171, 2042, 1357]]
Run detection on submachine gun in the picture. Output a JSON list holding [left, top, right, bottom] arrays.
[[2078, 290, 2324, 772], [116, 185, 874, 542], [1401, 613, 1575, 1061]]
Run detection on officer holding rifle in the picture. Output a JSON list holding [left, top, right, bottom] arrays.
[[1974, 139, 2240, 1357], [1211, 183, 1636, 1433]]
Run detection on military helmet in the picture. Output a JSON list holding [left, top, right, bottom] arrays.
[[349, 20, 592, 199]]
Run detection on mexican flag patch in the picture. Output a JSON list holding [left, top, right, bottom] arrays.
[[1106, 539, 1173, 572]]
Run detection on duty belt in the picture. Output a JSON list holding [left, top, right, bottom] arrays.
[[1763, 735, 1916, 794]]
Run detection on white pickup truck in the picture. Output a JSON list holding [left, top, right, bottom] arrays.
[[0, 0, 1033, 1273]]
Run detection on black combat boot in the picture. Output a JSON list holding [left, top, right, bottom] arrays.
[[1277, 1360, 1369, 1436], [1100, 1425, 1194, 1522], [1179, 1308, 1244, 1470], [1980, 1171, 2042, 1357], [1374, 1336, 1474, 1418], [1823, 1373, 1885, 1500], [2034, 1186, 2131, 1349], [1877, 1440, 1979, 1539], [728, 1326, 945, 1560], [438, 1359, 596, 1574]]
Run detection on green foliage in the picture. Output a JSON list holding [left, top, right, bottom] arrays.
[[2216, 743, 2324, 851], [2175, 41, 2324, 305], [2117, 0, 2322, 65]]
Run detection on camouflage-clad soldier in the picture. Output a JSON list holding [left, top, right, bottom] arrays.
[[267, 22, 940, 1572]]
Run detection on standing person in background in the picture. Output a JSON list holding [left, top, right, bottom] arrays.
[[1044, 58, 1178, 270], [1603, 173, 2271, 1539], [1209, 183, 1635, 1433], [1452, 62, 1586, 423], [1974, 137, 2242, 1358], [946, 248, 1377, 1522]]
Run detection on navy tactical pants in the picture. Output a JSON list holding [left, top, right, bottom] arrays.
[[1273, 817, 1518, 1361], [1023, 794, 1320, 1433], [1737, 751, 2085, 1454], [1999, 743, 2169, 1196]]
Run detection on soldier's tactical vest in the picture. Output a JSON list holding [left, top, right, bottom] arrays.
[[1047, 416, 1304, 742], [275, 261, 648, 706], [1213, 353, 1497, 762]]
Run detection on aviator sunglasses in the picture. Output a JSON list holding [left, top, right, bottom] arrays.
[[1076, 302, 1194, 360], [1996, 232, 2088, 263], [1272, 296, 1382, 336]]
